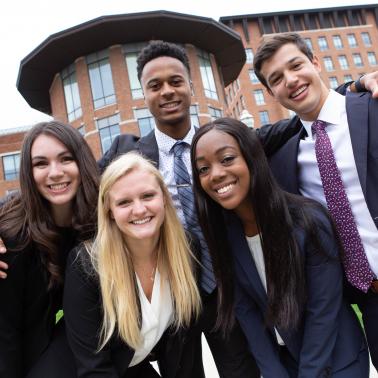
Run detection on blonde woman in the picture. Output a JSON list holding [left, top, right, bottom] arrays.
[[63, 152, 202, 378]]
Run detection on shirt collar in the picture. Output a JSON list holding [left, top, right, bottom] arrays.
[[301, 89, 346, 137], [154, 125, 196, 154]]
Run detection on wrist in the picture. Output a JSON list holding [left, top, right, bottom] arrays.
[[354, 75, 366, 92]]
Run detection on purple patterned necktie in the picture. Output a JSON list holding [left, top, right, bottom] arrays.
[[312, 120, 375, 292]]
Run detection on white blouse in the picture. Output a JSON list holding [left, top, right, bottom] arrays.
[[129, 270, 174, 366], [246, 234, 285, 346]]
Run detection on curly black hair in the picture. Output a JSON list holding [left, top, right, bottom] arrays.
[[136, 40, 190, 81]]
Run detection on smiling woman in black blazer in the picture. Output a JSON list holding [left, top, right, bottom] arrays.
[[191, 118, 369, 378], [0, 121, 99, 377]]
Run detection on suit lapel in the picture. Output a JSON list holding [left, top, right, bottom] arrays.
[[345, 93, 368, 195], [226, 212, 268, 308], [136, 130, 160, 166]]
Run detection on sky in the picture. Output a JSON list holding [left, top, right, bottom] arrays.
[[1, 0, 376, 130]]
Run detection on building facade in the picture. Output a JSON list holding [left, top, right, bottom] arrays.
[[1, 4, 378, 195], [221, 4, 378, 127]]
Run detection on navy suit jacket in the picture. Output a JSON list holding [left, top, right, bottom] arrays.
[[226, 209, 367, 378], [269, 92, 378, 230]]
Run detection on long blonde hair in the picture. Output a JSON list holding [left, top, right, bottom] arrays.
[[91, 152, 201, 350]]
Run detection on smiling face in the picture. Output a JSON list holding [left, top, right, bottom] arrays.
[[195, 129, 252, 216], [141, 56, 192, 139], [260, 43, 329, 121], [109, 169, 165, 248], [31, 134, 80, 214]]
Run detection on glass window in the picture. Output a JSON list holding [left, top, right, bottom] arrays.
[[97, 114, 120, 154], [259, 111, 270, 125], [3, 153, 20, 181], [318, 37, 328, 51], [304, 38, 313, 51], [208, 106, 222, 121], [368, 52, 377, 66], [125, 52, 143, 99], [253, 89, 265, 106], [344, 74, 353, 82], [190, 105, 200, 128], [61, 64, 82, 122], [134, 108, 156, 137], [87, 50, 116, 109], [338, 55, 349, 70], [248, 69, 260, 84], [353, 53, 363, 67], [197, 49, 218, 100], [332, 35, 343, 50], [245, 48, 254, 64], [323, 57, 335, 72], [329, 77, 339, 89], [361, 32, 372, 47], [77, 125, 85, 135], [240, 95, 246, 109], [347, 33, 357, 48]]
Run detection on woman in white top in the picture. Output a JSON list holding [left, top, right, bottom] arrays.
[[63, 152, 202, 378], [190, 118, 369, 378]]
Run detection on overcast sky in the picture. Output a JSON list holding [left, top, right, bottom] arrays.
[[1, 0, 376, 130]]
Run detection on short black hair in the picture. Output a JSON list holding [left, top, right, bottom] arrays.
[[137, 40, 190, 81]]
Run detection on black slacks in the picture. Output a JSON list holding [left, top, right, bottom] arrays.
[[199, 289, 260, 378]]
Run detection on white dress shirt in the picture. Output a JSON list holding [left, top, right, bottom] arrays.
[[129, 270, 173, 367], [246, 234, 285, 345], [297, 89, 378, 277], [154, 126, 196, 227]]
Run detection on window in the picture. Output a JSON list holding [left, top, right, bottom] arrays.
[[240, 95, 246, 109], [353, 53, 363, 67], [125, 52, 143, 99], [61, 64, 82, 122], [318, 37, 328, 51], [368, 52, 377, 66], [329, 77, 339, 89], [253, 89, 265, 106], [332, 35, 343, 50], [208, 106, 222, 121], [304, 38, 313, 51], [344, 74, 353, 82], [97, 114, 120, 153], [197, 49, 218, 100], [190, 105, 200, 128], [347, 33, 357, 48], [245, 48, 254, 64], [77, 125, 86, 135], [338, 55, 349, 70], [248, 69, 260, 84], [87, 50, 116, 109], [259, 111, 270, 125], [361, 32, 372, 47], [323, 57, 335, 72], [2, 153, 20, 181], [134, 108, 156, 137]]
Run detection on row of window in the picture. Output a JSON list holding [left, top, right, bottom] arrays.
[[323, 52, 377, 71], [306, 32, 372, 52], [63, 46, 219, 122]]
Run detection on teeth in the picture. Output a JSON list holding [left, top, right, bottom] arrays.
[[49, 183, 68, 190], [217, 184, 234, 194], [131, 217, 151, 225], [291, 85, 307, 98], [163, 102, 179, 108]]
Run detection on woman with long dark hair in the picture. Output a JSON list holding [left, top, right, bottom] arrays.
[[190, 118, 369, 377], [0, 121, 99, 377]]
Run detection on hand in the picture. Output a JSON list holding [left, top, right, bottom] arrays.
[[361, 72, 378, 98], [0, 237, 8, 279]]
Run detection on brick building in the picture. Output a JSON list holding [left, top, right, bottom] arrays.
[[1, 4, 378, 195]]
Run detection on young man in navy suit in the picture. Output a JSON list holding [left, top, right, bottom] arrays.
[[254, 32, 378, 370]]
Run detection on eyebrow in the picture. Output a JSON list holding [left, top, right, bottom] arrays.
[[195, 145, 236, 162], [267, 56, 302, 82], [31, 150, 71, 161]]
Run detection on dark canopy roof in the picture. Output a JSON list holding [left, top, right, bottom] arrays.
[[17, 10, 245, 114]]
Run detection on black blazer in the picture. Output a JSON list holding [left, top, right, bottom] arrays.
[[98, 119, 300, 173], [63, 241, 204, 378], [269, 92, 378, 230], [0, 230, 77, 377]]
